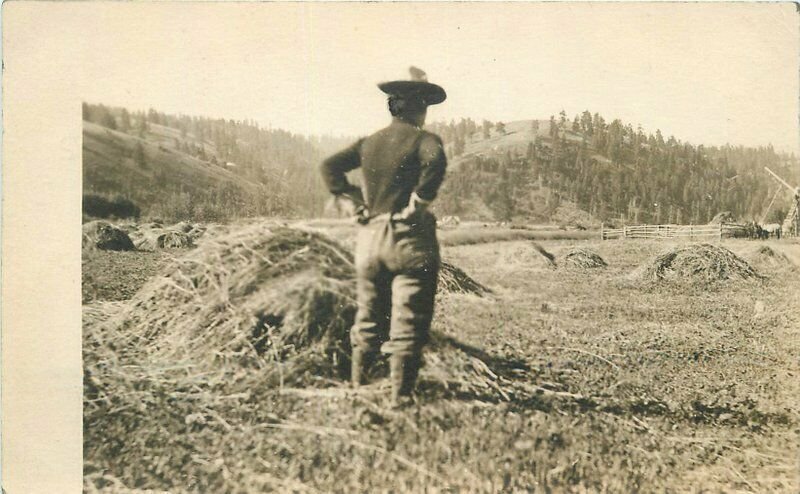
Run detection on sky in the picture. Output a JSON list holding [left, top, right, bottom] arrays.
[[57, 2, 799, 152]]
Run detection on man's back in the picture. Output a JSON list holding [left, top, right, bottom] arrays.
[[320, 119, 447, 218], [360, 120, 429, 216]]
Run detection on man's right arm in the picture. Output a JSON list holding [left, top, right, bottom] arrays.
[[319, 139, 364, 197]]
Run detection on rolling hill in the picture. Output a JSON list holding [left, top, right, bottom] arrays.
[[83, 121, 292, 222]]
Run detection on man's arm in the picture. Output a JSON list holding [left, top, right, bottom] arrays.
[[319, 139, 364, 197], [413, 133, 448, 203], [394, 133, 448, 221]]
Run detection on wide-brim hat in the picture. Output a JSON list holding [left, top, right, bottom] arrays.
[[378, 66, 447, 106]]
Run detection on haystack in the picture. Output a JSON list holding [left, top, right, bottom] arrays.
[[82, 220, 135, 251], [130, 227, 194, 250], [439, 261, 491, 296], [746, 245, 794, 270], [494, 241, 557, 270], [708, 211, 734, 225], [85, 223, 504, 394], [632, 243, 763, 283], [563, 248, 607, 269]]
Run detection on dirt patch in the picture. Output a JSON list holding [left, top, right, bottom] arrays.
[[82, 250, 172, 303]]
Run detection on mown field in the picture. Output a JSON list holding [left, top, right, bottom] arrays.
[[83, 228, 800, 493]]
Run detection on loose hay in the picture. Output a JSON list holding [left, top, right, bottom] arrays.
[[82, 220, 135, 251], [631, 243, 763, 283], [563, 248, 607, 269]]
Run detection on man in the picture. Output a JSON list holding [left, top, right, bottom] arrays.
[[320, 67, 447, 407]]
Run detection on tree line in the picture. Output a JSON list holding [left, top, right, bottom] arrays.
[[84, 102, 798, 225]]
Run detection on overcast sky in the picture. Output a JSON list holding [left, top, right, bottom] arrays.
[[67, 2, 799, 152]]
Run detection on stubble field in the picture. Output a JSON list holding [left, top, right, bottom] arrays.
[[83, 228, 800, 493]]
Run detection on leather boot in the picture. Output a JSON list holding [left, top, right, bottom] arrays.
[[390, 354, 420, 407], [350, 349, 373, 387]]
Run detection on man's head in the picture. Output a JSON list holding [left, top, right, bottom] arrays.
[[388, 95, 428, 127], [378, 67, 445, 127]]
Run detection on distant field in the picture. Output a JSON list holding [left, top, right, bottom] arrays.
[[83, 224, 799, 492], [295, 219, 597, 246]]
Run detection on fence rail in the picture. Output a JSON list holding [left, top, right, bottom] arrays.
[[601, 223, 748, 240]]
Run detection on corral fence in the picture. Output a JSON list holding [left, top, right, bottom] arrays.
[[601, 223, 749, 241]]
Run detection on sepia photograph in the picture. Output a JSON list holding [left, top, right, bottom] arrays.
[[4, 1, 800, 492]]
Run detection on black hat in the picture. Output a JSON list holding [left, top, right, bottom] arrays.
[[378, 67, 447, 106]]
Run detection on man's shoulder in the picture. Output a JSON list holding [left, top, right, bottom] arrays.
[[420, 130, 443, 144], [418, 131, 445, 159]]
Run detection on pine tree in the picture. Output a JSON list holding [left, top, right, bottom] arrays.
[[134, 142, 147, 168], [119, 109, 131, 132]]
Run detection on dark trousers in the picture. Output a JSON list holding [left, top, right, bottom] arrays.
[[350, 212, 440, 358]]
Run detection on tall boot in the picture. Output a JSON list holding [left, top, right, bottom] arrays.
[[390, 353, 420, 407], [351, 349, 373, 387]]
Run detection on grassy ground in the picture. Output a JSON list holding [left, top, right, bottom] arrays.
[[83, 235, 799, 492]]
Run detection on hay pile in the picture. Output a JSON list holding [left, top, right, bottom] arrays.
[[128, 222, 206, 250], [747, 245, 794, 270], [82, 220, 135, 251], [708, 211, 734, 225], [563, 248, 607, 269], [632, 243, 763, 283], [85, 223, 505, 396], [494, 241, 557, 270], [439, 261, 491, 296]]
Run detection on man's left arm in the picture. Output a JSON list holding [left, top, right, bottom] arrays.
[[414, 133, 448, 205], [395, 133, 447, 221]]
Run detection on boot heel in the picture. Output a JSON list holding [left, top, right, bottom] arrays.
[[390, 354, 421, 406]]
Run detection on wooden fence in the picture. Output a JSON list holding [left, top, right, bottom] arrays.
[[601, 223, 748, 241]]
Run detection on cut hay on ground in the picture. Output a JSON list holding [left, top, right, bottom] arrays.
[[82, 220, 135, 251], [563, 248, 607, 269], [82, 223, 614, 492], [631, 243, 763, 283]]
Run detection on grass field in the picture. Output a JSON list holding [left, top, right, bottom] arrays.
[[83, 231, 800, 492]]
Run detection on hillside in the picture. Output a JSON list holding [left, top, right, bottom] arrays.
[[428, 113, 800, 225], [82, 103, 348, 221], [83, 122, 288, 221], [84, 103, 799, 226]]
